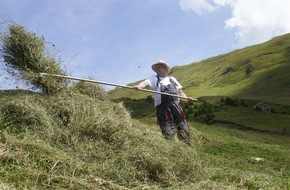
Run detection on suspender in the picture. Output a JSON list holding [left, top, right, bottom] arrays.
[[156, 75, 176, 90], [156, 75, 161, 88]]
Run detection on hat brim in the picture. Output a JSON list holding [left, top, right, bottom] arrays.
[[151, 62, 171, 74]]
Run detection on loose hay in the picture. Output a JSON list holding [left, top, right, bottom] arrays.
[[1, 24, 66, 93]]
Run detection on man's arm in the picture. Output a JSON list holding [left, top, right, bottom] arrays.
[[133, 80, 149, 90], [178, 89, 195, 104]]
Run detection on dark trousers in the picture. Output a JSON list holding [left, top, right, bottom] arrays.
[[156, 102, 190, 145]]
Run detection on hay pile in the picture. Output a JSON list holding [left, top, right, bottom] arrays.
[[0, 90, 202, 189]]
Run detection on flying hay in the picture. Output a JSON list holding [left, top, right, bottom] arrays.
[[1, 24, 66, 93]]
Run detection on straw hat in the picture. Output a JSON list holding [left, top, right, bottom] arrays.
[[151, 60, 171, 74]]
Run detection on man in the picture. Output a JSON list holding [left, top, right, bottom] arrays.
[[133, 60, 194, 145]]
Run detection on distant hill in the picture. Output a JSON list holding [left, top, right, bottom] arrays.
[[110, 33, 290, 105]]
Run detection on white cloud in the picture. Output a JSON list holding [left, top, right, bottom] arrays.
[[213, 0, 234, 6], [179, 0, 216, 15], [180, 0, 290, 47], [224, 0, 290, 46]]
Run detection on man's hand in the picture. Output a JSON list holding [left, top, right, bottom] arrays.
[[186, 97, 197, 104]]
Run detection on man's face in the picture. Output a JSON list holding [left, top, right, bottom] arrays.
[[155, 64, 167, 77]]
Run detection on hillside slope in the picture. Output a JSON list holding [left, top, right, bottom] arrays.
[[110, 33, 290, 105]]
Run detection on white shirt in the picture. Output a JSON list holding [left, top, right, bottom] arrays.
[[145, 75, 182, 107]]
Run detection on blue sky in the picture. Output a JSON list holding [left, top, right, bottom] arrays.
[[1, 0, 290, 90]]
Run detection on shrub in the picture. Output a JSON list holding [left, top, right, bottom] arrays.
[[184, 101, 215, 123], [146, 95, 154, 103]]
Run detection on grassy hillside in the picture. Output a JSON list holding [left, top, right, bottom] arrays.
[[109, 33, 290, 105], [174, 33, 290, 105]]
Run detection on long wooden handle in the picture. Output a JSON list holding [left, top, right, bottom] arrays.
[[40, 73, 198, 101]]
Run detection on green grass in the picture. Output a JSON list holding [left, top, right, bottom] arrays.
[[194, 122, 290, 190], [214, 107, 290, 134]]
